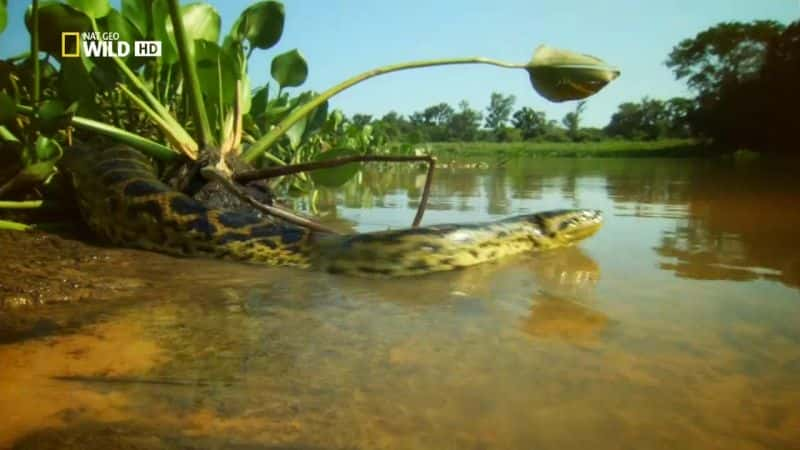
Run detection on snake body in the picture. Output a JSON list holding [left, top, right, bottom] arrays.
[[60, 145, 603, 277]]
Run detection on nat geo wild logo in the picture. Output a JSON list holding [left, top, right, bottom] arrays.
[[61, 31, 162, 58]]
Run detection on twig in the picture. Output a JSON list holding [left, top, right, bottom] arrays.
[[234, 154, 436, 227], [201, 167, 340, 234], [414, 156, 436, 227]]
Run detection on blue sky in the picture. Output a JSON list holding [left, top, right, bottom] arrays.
[[2, 1, 797, 126]]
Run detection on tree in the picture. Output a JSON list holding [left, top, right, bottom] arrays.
[[373, 111, 410, 141], [664, 97, 694, 138], [561, 101, 586, 140], [666, 19, 799, 153], [351, 114, 373, 127], [447, 100, 482, 141], [484, 92, 516, 131], [512, 107, 548, 140], [605, 97, 681, 140], [665, 21, 785, 96]]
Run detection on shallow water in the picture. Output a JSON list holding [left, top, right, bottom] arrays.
[[1, 157, 799, 450]]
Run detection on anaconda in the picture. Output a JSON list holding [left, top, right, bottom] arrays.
[[59, 144, 603, 277]]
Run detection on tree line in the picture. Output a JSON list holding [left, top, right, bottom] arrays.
[[345, 92, 694, 145], [342, 18, 799, 154]]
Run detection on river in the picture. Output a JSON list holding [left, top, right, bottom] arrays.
[[1, 157, 798, 450]]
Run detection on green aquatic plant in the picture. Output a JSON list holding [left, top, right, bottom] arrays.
[[1, 0, 619, 230]]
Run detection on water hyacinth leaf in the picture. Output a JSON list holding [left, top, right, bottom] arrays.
[[165, 3, 221, 48], [98, 8, 143, 48], [263, 93, 293, 125], [37, 100, 74, 136], [0, 92, 15, 124], [310, 147, 361, 188], [324, 109, 344, 134], [162, 2, 220, 64], [17, 137, 62, 187], [194, 40, 236, 105], [66, 0, 111, 19], [121, 0, 151, 38], [233, 1, 284, 49], [25, 2, 91, 56], [33, 134, 63, 161], [58, 58, 98, 116], [279, 91, 314, 142], [151, 0, 177, 63], [97, 9, 145, 70], [271, 49, 308, 88], [251, 85, 269, 117], [526, 45, 620, 102], [285, 115, 307, 149], [305, 98, 328, 136], [19, 160, 58, 184]]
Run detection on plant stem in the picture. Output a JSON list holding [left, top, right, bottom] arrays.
[[31, 0, 40, 109], [116, 84, 186, 155], [242, 57, 526, 163], [202, 167, 339, 234], [89, 18, 198, 159], [16, 104, 178, 161], [0, 200, 43, 209], [0, 220, 33, 231], [235, 154, 437, 227], [166, 0, 214, 148]]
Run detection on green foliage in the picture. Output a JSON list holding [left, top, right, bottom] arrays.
[[448, 101, 482, 141], [350, 114, 372, 127], [3, 0, 625, 209], [666, 21, 784, 95], [484, 92, 515, 132], [271, 49, 308, 88], [562, 100, 586, 140], [605, 97, 691, 140], [309, 147, 360, 188], [0, 0, 7, 34], [0, 91, 14, 123], [233, 1, 284, 50], [511, 107, 547, 139], [24, 2, 91, 55], [66, 0, 111, 18], [667, 19, 799, 153]]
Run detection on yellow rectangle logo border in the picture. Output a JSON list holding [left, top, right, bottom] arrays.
[[61, 32, 80, 58]]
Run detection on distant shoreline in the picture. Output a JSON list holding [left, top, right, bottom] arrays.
[[412, 139, 713, 159]]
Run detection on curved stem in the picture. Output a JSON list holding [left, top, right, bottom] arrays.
[[0, 200, 44, 209], [89, 17, 197, 159], [242, 57, 526, 163], [166, 0, 213, 148], [16, 104, 178, 161], [0, 220, 33, 231], [31, 0, 40, 109]]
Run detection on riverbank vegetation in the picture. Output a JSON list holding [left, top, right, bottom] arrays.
[[0, 0, 619, 230], [333, 20, 799, 157], [0, 0, 796, 234]]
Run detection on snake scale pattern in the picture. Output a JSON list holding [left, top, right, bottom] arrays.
[[60, 144, 603, 277]]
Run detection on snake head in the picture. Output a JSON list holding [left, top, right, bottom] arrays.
[[536, 209, 603, 245]]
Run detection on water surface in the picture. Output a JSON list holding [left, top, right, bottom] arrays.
[[1, 157, 799, 450]]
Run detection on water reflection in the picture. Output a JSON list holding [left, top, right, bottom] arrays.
[[307, 158, 800, 289], [653, 161, 800, 288], [2, 156, 800, 449], [523, 248, 608, 345]]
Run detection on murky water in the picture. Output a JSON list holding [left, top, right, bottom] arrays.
[[2, 157, 799, 450]]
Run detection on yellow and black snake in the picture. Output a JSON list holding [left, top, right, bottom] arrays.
[[60, 144, 603, 277]]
